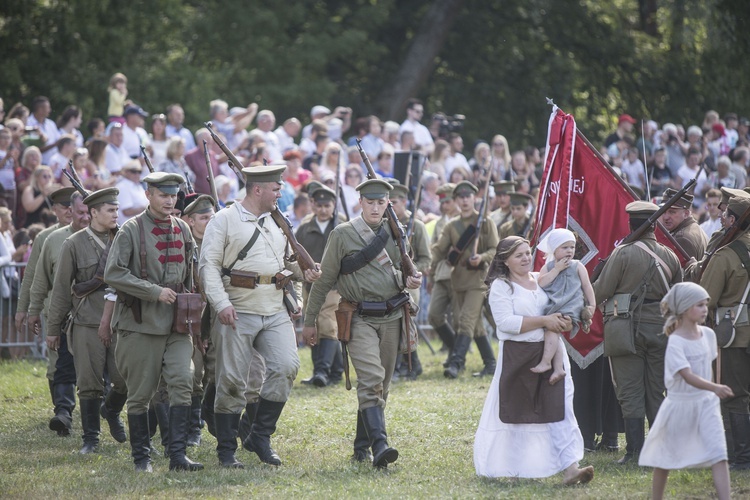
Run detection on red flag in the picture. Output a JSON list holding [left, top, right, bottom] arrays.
[[531, 107, 686, 369]]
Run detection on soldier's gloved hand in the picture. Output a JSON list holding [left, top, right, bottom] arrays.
[[406, 272, 422, 290], [158, 287, 177, 304], [46, 335, 60, 351], [14, 312, 27, 333], [218, 305, 238, 330], [28, 315, 41, 336], [302, 326, 317, 347], [304, 265, 322, 282]]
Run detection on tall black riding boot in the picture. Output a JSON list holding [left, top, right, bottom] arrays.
[[328, 342, 344, 385], [100, 390, 128, 443], [443, 334, 472, 379], [301, 345, 319, 385], [49, 383, 76, 436], [148, 405, 158, 439], [168, 405, 204, 471], [242, 398, 286, 466], [729, 413, 750, 470], [402, 350, 423, 380], [360, 406, 398, 468], [127, 412, 153, 472], [79, 398, 102, 454], [311, 338, 338, 387], [238, 401, 259, 443], [154, 402, 170, 458], [201, 382, 217, 437], [435, 323, 456, 363], [352, 411, 373, 463], [215, 413, 244, 468], [616, 418, 644, 464], [187, 395, 202, 447], [472, 336, 497, 377]]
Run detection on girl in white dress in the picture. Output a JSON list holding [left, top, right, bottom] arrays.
[[639, 282, 732, 500], [474, 236, 594, 485]]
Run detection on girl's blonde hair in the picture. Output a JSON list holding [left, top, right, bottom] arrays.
[[108, 72, 127, 91], [30, 165, 53, 191]]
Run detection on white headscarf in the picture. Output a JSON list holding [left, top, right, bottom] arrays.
[[537, 228, 576, 262], [660, 282, 710, 317]]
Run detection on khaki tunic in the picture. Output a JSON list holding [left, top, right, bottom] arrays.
[[28, 225, 74, 318], [498, 216, 530, 240], [400, 211, 432, 303], [670, 216, 707, 261], [489, 207, 512, 231], [428, 215, 454, 329], [17, 222, 61, 314], [593, 233, 682, 421]]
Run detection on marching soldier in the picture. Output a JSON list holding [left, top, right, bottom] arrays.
[[498, 192, 533, 239], [302, 179, 423, 468], [296, 185, 344, 387], [432, 181, 499, 379], [46, 188, 127, 453], [199, 164, 321, 469], [14, 186, 74, 432], [390, 182, 431, 380], [659, 187, 707, 261], [593, 201, 682, 464], [427, 183, 458, 358], [489, 180, 515, 230], [28, 191, 90, 437], [700, 191, 750, 470], [104, 172, 203, 473]]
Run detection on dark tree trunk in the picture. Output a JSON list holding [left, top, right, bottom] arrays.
[[374, 0, 466, 121], [638, 0, 658, 37], [670, 0, 686, 52]]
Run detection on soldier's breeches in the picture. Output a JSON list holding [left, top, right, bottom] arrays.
[[427, 280, 452, 329], [214, 311, 298, 414], [71, 325, 126, 399], [720, 348, 750, 414], [609, 323, 666, 421], [244, 347, 265, 404], [115, 330, 194, 414], [454, 289, 486, 338], [347, 315, 400, 410], [46, 347, 58, 382]]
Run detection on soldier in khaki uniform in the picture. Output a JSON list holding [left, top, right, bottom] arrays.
[[489, 180, 515, 231], [390, 182, 431, 380], [200, 164, 320, 469], [296, 185, 344, 387], [105, 172, 203, 473], [14, 186, 74, 431], [593, 201, 682, 464], [302, 179, 423, 468], [701, 192, 750, 470], [498, 192, 533, 240], [432, 181, 499, 379], [659, 188, 707, 261], [28, 191, 90, 437], [47, 188, 127, 454], [427, 183, 458, 358]]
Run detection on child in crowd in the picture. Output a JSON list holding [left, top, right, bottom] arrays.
[[639, 282, 731, 500], [107, 72, 130, 123], [533, 228, 596, 384]]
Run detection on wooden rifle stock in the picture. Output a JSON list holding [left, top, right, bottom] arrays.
[[203, 140, 221, 211], [356, 139, 418, 281], [140, 146, 155, 173], [204, 122, 245, 181]]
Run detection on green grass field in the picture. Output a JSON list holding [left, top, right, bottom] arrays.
[[1, 343, 748, 499]]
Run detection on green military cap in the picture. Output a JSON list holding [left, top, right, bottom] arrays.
[[311, 185, 337, 204], [720, 187, 746, 206], [452, 180, 478, 198], [625, 200, 659, 216], [661, 187, 693, 210], [306, 180, 323, 195], [143, 171, 184, 194], [49, 186, 77, 206], [727, 190, 750, 216], [183, 194, 216, 217], [83, 187, 119, 207], [390, 183, 409, 200], [493, 180, 516, 195], [356, 178, 393, 199], [242, 162, 286, 184], [509, 192, 533, 206], [383, 178, 400, 186], [436, 183, 456, 201]]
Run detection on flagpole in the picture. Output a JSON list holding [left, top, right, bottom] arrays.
[[641, 120, 651, 201]]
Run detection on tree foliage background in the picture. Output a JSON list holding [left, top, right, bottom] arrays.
[[1, 0, 749, 149]]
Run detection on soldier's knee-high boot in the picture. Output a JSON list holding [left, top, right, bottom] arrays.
[[472, 336, 497, 377], [215, 413, 244, 468], [311, 338, 338, 387], [201, 382, 217, 437], [168, 405, 204, 471], [443, 334, 472, 379], [128, 412, 153, 472], [435, 323, 456, 364], [148, 405, 158, 439], [154, 402, 170, 457], [100, 390, 128, 443], [402, 350, 423, 380], [617, 418, 644, 464], [328, 342, 344, 385], [238, 401, 259, 443], [301, 345, 319, 385], [242, 398, 285, 466], [187, 395, 202, 447], [79, 398, 101, 454], [352, 411, 373, 463], [49, 383, 76, 436], [360, 406, 398, 468], [729, 413, 750, 470]]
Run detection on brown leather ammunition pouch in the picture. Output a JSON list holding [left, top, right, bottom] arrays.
[[173, 293, 206, 335], [275, 269, 294, 290], [359, 292, 410, 318], [118, 291, 142, 324], [336, 299, 358, 343], [229, 270, 259, 289]]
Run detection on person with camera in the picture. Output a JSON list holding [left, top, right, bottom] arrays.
[[399, 98, 433, 155]]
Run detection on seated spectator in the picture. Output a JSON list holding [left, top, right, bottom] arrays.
[[449, 166, 471, 184], [208, 99, 257, 150], [419, 172, 441, 217], [704, 156, 739, 192], [444, 133, 469, 179], [14, 146, 42, 222], [26, 96, 61, 164], [86, 118, 106, 142], [86, 138, 115, 189], [121, 104, 150, 159], [429, 139, 450, 183], [375, 144, 395, 178], [300, 119, 328, 159], [214, 175, 233, 208], [0, 128, 19, 195], [342, 164, 363, 218], [158, 136, 195, 190], [621, 147, 646, 190], [382, 120, 401, 151], [490, 135, 512, 181], [648, 147, 673, 197], [699, 189, 722, 237], [115, 161, 148, 226], [48, 135, 77, 181], [469, 141, 491, 180]]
